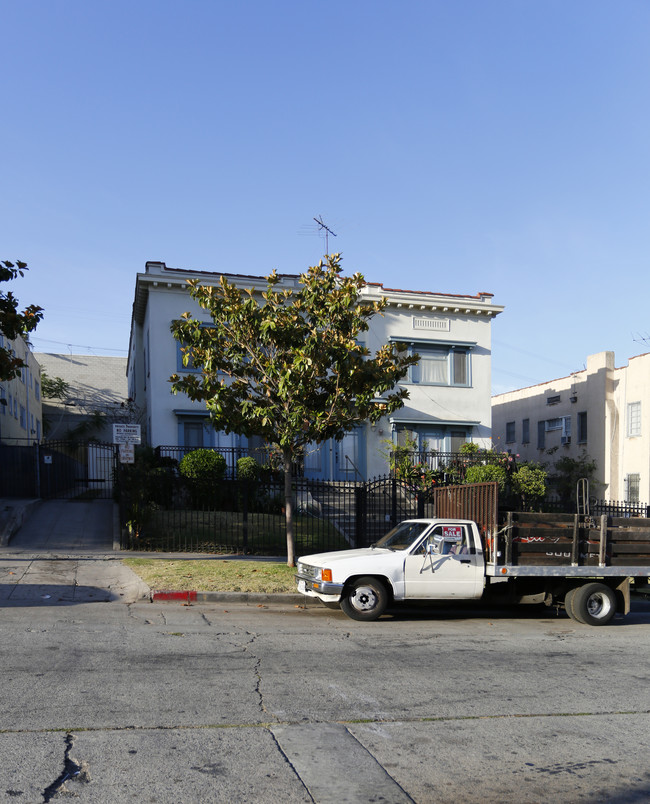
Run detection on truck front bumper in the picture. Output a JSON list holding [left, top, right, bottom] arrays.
[[295, 573, 344, 601]]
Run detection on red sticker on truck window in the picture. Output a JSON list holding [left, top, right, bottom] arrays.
[[442, 526, 462, 540]]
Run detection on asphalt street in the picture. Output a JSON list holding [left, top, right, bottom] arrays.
[[1, 500, 649, 803]]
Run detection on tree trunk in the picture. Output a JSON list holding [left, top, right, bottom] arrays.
[[284, 453, 295, 566]]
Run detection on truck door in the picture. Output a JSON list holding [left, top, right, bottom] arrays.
[[403, 524, 483, 599]]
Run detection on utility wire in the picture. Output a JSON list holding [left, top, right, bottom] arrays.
[[31, 336, 127, 354]]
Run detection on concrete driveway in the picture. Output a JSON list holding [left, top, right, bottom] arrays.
[[0, 499, 150, 604]]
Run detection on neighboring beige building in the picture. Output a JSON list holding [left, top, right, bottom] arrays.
[[36, 353, 128, 443], [492, 351, 650, 504], [0, 334, 43, 445]]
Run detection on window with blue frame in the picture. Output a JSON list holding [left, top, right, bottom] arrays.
[[176, 340, 202, 373], [405, 342, 471, 387], [182, 421, 205, 448]]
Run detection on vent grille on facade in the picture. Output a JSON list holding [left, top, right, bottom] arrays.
[[413, 317, 450, 331]]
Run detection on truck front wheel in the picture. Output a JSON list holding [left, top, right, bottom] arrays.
[[340, 577, 388, 621], [571, 583, 617, 626]]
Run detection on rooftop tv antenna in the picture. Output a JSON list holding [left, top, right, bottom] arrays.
[[313, 215, 337, 254]]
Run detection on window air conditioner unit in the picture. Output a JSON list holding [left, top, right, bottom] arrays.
[[561, 436, 571, 445]]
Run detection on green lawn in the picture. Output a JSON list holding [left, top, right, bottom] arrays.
[[122, 557, 298, 593]]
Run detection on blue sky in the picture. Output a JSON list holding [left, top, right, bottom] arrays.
[[3, 0, 649, 394]]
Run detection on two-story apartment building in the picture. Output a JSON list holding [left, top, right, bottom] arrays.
[[128, 260, 503, 479], [0, 334, 43, 445], [492, 350, 650, 504]]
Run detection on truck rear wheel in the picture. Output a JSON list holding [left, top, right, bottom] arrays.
[[340, 577, 388, 621], [571, 583, 617, 626]]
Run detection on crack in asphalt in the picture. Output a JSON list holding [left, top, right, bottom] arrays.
[[42, 732, 85, 802], [219, 626, 274, 720]]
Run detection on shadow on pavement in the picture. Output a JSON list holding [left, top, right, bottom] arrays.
[[379, 597, 650, 626], [0, 584, 117, 606]]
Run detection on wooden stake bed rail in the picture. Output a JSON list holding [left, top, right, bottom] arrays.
[[496, 512, 650, 572]]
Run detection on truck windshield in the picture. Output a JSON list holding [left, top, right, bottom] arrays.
[[374, 521, 431, 551]]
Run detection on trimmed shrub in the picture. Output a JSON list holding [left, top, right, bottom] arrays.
[[179, 449, 227, 508], [179, 449, 227, 481], [237, 456, 261, 481], [464, 463, 508, 492]]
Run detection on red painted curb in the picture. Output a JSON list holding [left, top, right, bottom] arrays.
[[152, 590, 198, 602]]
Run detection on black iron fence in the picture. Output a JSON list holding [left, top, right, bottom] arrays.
[[0, 440, 117, 500], [538, 496, 650, 518], [590, 499, 650, 518], [3, 439, 650, 555], [116, 472, 441, 554]]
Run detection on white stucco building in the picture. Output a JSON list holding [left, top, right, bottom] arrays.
[[0, 334, 42, 445], [492, 351, 650, 504], [128, 260, 503, 479]]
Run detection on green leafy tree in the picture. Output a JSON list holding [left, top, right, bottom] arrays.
[[512, 463, 548, 510], [41, 371, 70, 399], [170, 255, 419, 565], [548, 452, 598, 506], [0, 260, 43, 380], [464, 463, 509, 492]]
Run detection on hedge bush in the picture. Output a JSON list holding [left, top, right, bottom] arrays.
[[179, 449, 227, 481]]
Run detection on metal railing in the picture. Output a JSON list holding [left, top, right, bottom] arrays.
[[590, 499, 650, 518]]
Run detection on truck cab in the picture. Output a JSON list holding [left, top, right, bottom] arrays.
[[296, 519, 485, 621]]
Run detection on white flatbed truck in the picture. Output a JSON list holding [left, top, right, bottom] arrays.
[[295, 516, 650, 625]]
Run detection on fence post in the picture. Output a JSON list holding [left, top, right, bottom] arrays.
[[34, 442, 41, 498], [391, 477, 397, 526], [354, 485, 367, 548], [242, 480, 249, 553]]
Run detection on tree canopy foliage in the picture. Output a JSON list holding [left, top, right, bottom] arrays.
[[170, 254, 419, 564], [41, 371, 70, 399], [0, 260, 43, 381]]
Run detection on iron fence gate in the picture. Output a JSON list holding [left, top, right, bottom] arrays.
[[0, 441, 118, 500]]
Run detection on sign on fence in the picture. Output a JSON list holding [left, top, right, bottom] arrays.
[[119, 443, 135, 464], [113, 424, 141, 445]]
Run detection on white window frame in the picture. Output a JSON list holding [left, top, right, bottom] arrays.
[[627, 402, 641, 438]]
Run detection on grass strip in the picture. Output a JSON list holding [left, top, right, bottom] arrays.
[[122, 558, 297, 593]]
